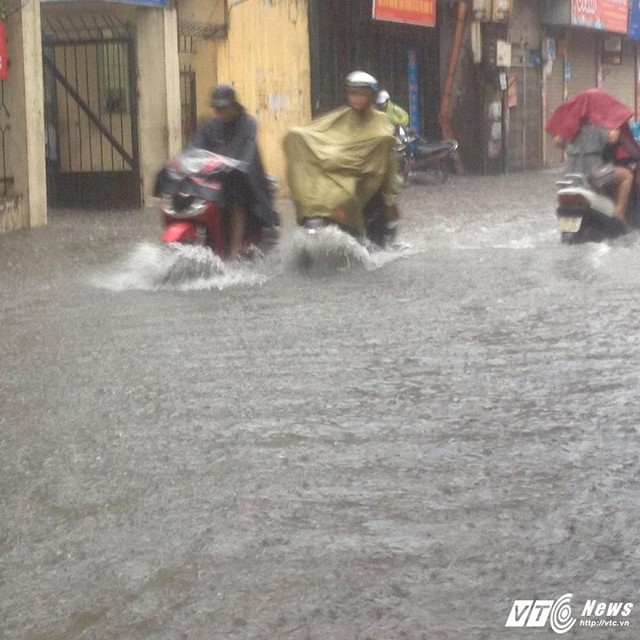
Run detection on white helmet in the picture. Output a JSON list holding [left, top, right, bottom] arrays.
[[346, 71, 379, 93], [376, 90, 390, 106]]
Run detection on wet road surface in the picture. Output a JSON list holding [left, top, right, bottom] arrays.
[[1, 170, 639, 639]]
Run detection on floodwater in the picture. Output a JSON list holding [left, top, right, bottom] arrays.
[[1, 170, 639, 640]]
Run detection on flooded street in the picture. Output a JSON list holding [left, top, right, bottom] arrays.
[[1, 170, 639, 639]]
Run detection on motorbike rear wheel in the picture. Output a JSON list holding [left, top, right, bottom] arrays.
[[436, 158, 450, 184], [407, 164, 448, 185], [397, 157, 411, 186]]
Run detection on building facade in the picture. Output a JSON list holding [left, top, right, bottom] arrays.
[[541, 0, 640, 166], [3, 0, 640, 233], [1, 0, 182, 231], [457, 0, 640, 174]]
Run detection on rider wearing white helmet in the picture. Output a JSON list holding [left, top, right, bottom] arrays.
[[376, 89, 410, 128], [345, 71, 380, 113], [283, 70, 400, 246], [342, 71, 399, 242]]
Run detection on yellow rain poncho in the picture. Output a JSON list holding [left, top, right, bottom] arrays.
[[283, 106, 400, 234]]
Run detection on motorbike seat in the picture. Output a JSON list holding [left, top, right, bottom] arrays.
[[415, 139, 458, 155]]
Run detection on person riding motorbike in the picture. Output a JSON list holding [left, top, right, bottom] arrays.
[[553, 125, 633, 221], [283, 71, 400, 246], [187, 84, 280, 258], [603, 128, 635, 221], [376, 89, 410, 128], [547, 88, 640, 222]]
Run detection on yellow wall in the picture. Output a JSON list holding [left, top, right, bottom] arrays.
[[214, 0, 312, 188], [184, 40, 219, 127], [136, 3, 182, 202]]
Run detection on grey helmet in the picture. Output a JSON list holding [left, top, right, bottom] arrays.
[[210, 84, 237, 108]]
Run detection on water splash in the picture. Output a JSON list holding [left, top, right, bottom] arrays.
[[272, 226, 413, 274], [92, 228, 412, 292], [92, 242, 268, 291]]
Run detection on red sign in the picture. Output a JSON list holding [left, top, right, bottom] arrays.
[[0, 21, 7, 81], [372, 0, 436, 27], [572, 0, 629, 34]]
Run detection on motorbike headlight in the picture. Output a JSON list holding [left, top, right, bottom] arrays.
[[188, 198, 208, 216], [160, 195, 175, 215]]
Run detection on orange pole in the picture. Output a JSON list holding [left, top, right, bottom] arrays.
[[439, 1, 470, 173], [0, 21, 7, 81]]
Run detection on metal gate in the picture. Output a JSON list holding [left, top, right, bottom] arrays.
[[0, 81, 11, 199], [42, 14, 140, 209]]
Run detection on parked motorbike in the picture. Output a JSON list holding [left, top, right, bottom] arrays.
[[554, 172, 637, 244], [395, 126, 459, 185], [154, 149, 266, 259]]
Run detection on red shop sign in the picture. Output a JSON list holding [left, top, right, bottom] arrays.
[[0, 21, 7, 80], [372, 0, 436, 27], [572, 0, 629, 35]]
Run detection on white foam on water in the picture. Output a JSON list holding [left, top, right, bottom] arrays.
[[271, 226, 415, 274], [92, 228, 416, 292], [92, 242, 268, 291], [589, 241, 612, 267], [586, 231, 640, 276]]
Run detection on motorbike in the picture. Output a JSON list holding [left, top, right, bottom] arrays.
[[555, 173, 623, 244], [546, 89, 640, 244], [154, 149, 268, 260], [554, 172, 638, 244], [299, 191, 394, 250], [395, 126, 459, 185]]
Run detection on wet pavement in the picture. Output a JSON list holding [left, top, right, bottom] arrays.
[[1, 170, 639, 639]]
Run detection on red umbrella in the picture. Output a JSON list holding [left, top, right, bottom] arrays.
[[546, 88, 633, 142]]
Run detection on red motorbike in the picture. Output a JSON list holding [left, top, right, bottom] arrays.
[[155, 149, 264, 260]]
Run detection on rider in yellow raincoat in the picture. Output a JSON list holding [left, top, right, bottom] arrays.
[[283, 72, 400, 244]]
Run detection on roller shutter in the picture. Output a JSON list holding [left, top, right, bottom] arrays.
[[565, 30, 598, 97]]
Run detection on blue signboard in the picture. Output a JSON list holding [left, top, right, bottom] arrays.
[[407, 48, 420, 134], [629, 0, 640, 40]]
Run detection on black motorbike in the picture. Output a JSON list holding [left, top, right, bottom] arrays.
[[395, 126, 459, 185]]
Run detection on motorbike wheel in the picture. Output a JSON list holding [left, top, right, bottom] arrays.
[[397, 159, 411, 186], [437, 159, 450, 184], [560, 231, 582, 245], [193, 224, 210, 247]]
